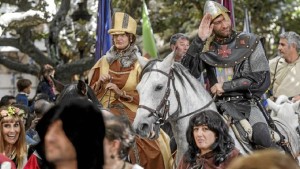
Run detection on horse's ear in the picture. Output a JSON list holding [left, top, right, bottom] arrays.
[[137, 54, 149, 69], [161, 51, 175, 70], [267, 99, 280, 116], [77, 80, 87, 96], [50, 76, 65, 93], [275, 95, 289, 104]]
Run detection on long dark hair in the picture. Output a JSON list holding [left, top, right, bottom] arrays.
[[185, 110, 235, 166]]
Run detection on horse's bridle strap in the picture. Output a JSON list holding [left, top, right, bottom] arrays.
[[138, 67, 215, 124], [173, 94, 216, 121], [138, 105, 158, 117], [148, 69, 170, 77], [138, 68, 179, 124]]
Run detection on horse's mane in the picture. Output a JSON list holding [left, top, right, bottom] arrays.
[[173, 62, 199, 93], [140, 59, 162, 80], [140, 59, 199, 93], [55, 81, 101, 107], [56, 83, 79, 102]]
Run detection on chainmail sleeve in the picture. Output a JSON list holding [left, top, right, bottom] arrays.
[[222, 42, 270, 97], [249, 41, 270, 72], [182, 36, 205, 78]]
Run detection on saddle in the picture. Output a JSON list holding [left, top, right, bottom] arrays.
[[218, 100, 283, 152], [223, 114, 281, 152]]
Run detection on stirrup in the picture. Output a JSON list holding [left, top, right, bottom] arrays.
[[270, 130, 281, 143], [240, 119, 253, 141]]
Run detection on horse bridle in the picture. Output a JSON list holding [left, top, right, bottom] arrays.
[[138, 68, 182, 125], [138, 67, 217, 125], [138, 67, 217, 126]]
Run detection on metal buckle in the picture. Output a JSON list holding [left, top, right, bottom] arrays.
[[155, 117, 164, 125], [222, 96, 244, 102], [223, 97, 231, 101], [236, 96, 243, 99]]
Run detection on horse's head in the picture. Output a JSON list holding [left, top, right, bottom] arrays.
[[55, 79, 101, 107], [133, 52, 176, 139], [267, 95, 300, 131]]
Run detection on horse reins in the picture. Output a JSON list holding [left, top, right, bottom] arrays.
[[98, 78, 113, 108]]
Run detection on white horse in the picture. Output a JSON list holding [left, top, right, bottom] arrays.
[[267, 95, 300, 158], [132, 52, 247, 164]]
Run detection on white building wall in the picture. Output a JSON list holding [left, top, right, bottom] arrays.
[[0, 73, 39, 100]]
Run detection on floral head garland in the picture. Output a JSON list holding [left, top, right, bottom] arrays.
[[0, 106, 25, 119]]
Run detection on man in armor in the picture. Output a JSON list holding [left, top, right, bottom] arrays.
[[182, 1, 273, 148]]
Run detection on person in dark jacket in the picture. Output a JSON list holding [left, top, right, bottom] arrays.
[[15, 79, 32, 107], [36, 64, 56, 102], [170, 33, 190, 62]]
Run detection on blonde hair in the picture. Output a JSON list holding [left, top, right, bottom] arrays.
[[0, 107, 27, 169], [227, 149, 300, 169]]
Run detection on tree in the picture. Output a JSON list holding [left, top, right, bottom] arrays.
[[0, 0, 96, 83], [1, 0, 300, 83]]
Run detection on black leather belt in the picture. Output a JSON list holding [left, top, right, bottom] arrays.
[[218, 96, 245, 101]]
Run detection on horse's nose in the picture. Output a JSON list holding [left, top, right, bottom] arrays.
[[136, 123, 149, 137], [140, 123, 149, 131]]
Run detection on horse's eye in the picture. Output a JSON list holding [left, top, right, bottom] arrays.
[[155, 85, 163, 91]]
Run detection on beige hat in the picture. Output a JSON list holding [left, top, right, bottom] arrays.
[[108, 12, 137, 36], [203, 1, 230, 20]]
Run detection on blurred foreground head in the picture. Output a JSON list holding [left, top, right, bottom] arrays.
[[227, 149, 300, 169], [36, 98, 105, 169]]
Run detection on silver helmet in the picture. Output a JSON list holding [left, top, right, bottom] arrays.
[[203, 0, 230, 20]]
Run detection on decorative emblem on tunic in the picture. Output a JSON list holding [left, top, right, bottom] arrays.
[[236, 36, 250, 48], [218, 45, 231, 58], [240, 39, 246, 45]]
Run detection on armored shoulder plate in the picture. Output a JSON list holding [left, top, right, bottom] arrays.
[[200, 32, 260, 68]]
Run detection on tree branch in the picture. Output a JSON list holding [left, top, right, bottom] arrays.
[[19, 40, 55, 66], [49, 0, 71, 44], [55, 57, 95, 83], [0, 38, 20, 48], [0, 0, 18, 5], [0, 10, 47, 28], [0, 54, 39, 76]]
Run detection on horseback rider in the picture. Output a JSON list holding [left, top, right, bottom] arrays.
[[88, 12, 172, 169], [182, 1, 274, 149]]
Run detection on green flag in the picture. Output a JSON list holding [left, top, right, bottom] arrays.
[[142, 0, 157, 58]]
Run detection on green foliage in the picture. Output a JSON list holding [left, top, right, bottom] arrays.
[[112, 0, 300, 58], [1, 0, 299, 80]]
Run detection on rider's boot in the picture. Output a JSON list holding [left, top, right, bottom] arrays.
[[252, 122, 272, 148]]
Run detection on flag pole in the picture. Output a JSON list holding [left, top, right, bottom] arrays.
[[221, 0, 235, 30], [95, 0, 112, 61], [142, 0, 158, 58], [243, 7, 251, 33]]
